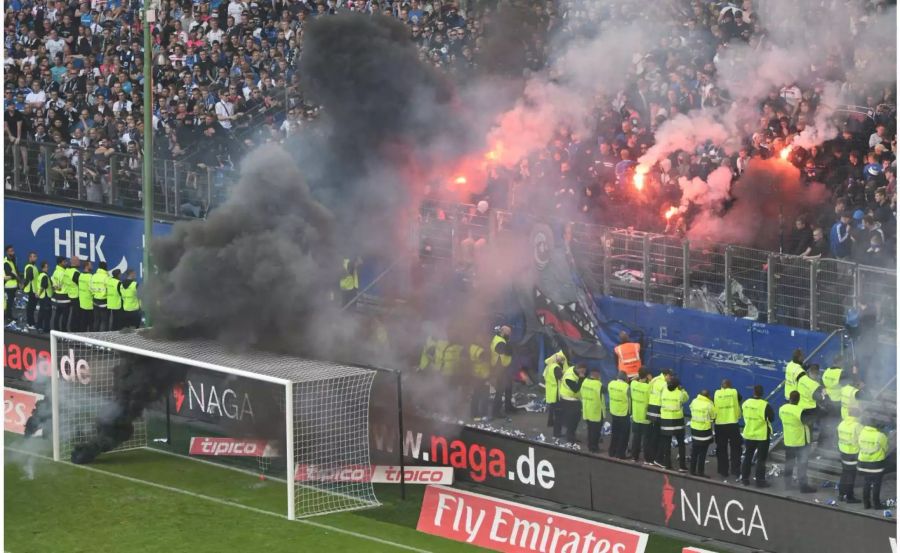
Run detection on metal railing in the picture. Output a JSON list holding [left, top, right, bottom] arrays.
[[4, 140, 241, 218]]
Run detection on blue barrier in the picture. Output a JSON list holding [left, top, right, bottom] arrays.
[[4, 198, 172, 281]]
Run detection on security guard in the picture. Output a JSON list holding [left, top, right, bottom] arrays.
[[469, 342, 492, 419], [490, 325, 515, 417], [559, 362, 587, 444], [419, 334, 448, 371], [645, 368, 672, 465], [740, 385, 774, 488], [543, 351, 565, 437], [119, 269, 141, 329], [837, 406, 863, 503], [629, 369, 652, 462], [797, 364, 826, 412], [50, 257, 70, 331], [91, 262, 109, 331], [339, 257, 361, 307], [64, 256, 81, 332], [35, 262, 52, 333], [714, 379, 743, 480], [857, 420, 889, 510], [76, 260, 94, 331], [841, 376, 864, 420], [779, 391, 816, 492], [21, 251, 38, 329], [440, 341, 463, 378], [4, 245, 19, 323], [784, 349, 805, 400], [820, 357, 849, 449], [613, 331, 641, 380], [607, 371, 631, 459], [657, 376, 689, 471], [689, 390, 716, 477], [581, 368, 605, 453], [106, 269, 122, 330]]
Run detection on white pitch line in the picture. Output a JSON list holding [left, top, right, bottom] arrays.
[[6, 448, 431, 553]]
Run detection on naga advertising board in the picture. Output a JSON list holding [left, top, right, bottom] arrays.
[[4, 197, 173, 281], [5, 388, 43, 435], [4, 331, 52, 389], [371, 405, 896, 553], [417, 485, 648, 553]]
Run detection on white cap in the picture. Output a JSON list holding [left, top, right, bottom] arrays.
[[476, 200, 489, 213]]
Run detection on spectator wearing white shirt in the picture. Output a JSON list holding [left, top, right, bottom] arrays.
[[227, 0, 247, 21], [45, 29, 65, 59], [25, 80, 46, 108], [206, 19, 225, 45], [870, 124, 886, 149]]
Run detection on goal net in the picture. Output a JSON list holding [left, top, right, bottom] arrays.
[[50, 330, 380, 519]]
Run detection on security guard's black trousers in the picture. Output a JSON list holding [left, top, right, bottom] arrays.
[[51, 301, 69, 331], [561, 399, 581, 443], [839, 453, 858, 499], [4, 288, 16, 321], [630, 422, 649, 461], [586, 420, 602, 452], [25, 291, 37, 326], [659, 428, 686, 470], [715, 423, 742, 477], [690, 438, 712, 475], [609, 415, 630, 459], [741, 439, 769, 484], [37, 297, 51, 332], [469, 381, 490, 418], [863, 471, 884, 508], [645, 415, 661, 463]]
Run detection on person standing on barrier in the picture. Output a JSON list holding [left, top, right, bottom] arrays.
[[490, 325, 516, 417], [857, 420, 889, 510], [91, 261, 109, 331], [614, 331, 641, 380], [4, 245, 20, 323], [607, 371, 631, 459], [784, 349, 805, 400], [120, 269, 141, 329], [630, 369, 652, 463], [544, 351, 566, 437], [76, 260, 94, 332], [645, 368, 671, 465], [106, 269, 123, 330], [714, 379, 743, 481], [21, 251, 38, 329], [779, 391, 816, 492], [656, 376, 689, 471], [64, 256, 81, 331], [559, 363, 586, 444], [35, 262, 51, 333], [689, 389, 716, 477], [581, 367, 605, 453], [50, 257, 70, 331], [740, 385, 774, 488], [837, 406, 863, 503]]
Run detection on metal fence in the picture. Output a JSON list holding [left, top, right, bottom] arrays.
[[4, 140, 240, 218]]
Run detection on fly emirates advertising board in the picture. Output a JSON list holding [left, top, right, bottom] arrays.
[[417, 485, 648, 553]]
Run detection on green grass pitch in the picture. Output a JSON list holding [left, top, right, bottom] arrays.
[[4, 433, 699, 553]]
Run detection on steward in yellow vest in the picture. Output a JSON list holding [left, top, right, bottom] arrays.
[[608, 371, 631, 459], [106, 269, 122, 330], [837, 407, 863, 503], [119, 269, 141, 329], [469, 343, 492, 419], [841, 378, 864, 420], [796, 364, 825, 411], [76, 260, 94, 332], [657, 377, 689, 470], [688, 390, 715, 477], [713, 379, 743, 479], [49, 257, 70, 332], [491, 326, 515, 417], [629, 369, 652, 463], [34, 262, 52, 332], [4, 246, 19, 323], [581, 368, 605, 453], [543, 352, 565, 436], [339, 257, 361, 306], [21, 251, 38, 328], [558, 363, 586, 443], [740, 385, 774, 487], [645, 368, 672, 465], [778, 391, 815, 492], [784, 349, 805, 400], [857, 422, 890, 509]]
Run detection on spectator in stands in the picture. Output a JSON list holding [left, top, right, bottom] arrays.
[[829, 211, 853, 259], [804, 226, 830, 259], [786, 216, 813, 256]]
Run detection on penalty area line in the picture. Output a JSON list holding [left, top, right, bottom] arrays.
[[5, 447, 432, 553]]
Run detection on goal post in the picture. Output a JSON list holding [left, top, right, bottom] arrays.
[[49, 330, 380, 520]]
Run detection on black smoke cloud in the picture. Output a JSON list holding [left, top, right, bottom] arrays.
[[70, 356, 186, 464]]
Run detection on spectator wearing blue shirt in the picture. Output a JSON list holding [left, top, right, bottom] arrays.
[[830, 211, 853, 259]]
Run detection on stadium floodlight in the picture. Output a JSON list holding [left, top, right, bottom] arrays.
[[50, 330, 380, 519]]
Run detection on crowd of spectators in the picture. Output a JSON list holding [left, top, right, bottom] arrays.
[[3, 0, 897, 264]]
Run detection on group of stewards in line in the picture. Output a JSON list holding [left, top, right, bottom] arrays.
[[4, 246, 142, 332], [542, 343, 890, 510]]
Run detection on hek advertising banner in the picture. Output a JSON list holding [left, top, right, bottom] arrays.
[[417, 485, 648, 553], [3, 198, 172, 281]]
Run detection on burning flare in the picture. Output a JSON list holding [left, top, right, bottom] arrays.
[[633, 165, 649, 191], [780, 146, 792, 161], [664, 206, 679, 220], [454, 175, 468, 185]]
